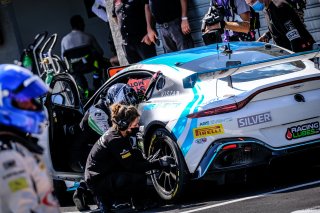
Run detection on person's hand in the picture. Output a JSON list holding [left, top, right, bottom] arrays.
[[257, 34, 270, 42], [159, 156, 175, 168], [181, 19, 191, 35], [141, 34, 152, 45], [147, 28, 158, 44]]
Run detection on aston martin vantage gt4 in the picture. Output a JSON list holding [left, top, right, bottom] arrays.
[[44, 42, 320, 200]]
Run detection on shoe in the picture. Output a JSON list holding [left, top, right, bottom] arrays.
[[73, 188, 90, 211]]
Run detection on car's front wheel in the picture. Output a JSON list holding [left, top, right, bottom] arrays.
[[148, 128, 187, 201]]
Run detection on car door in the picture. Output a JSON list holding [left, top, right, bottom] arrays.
[[45, 73, 84, 178]]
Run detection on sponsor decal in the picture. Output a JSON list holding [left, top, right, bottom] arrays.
[[199, 121, 210, 126], [195, 137, 207, 144], [284, 20, 295, 31], [161, 90, 180, 97], [237, 112, 272, 128], [120, 149, 131, 159], [3, 170, 25, 180], [143, 103, 181, 111], [286, 29, 300, 41], [199, 118, 233, 126], [286, 121, 320, 140], [3, 160, 16, 170], [8, 177, 29, 192], [193, 124, 224, 139], [127, 78, 150, 93]]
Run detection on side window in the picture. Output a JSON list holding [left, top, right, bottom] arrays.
[[127, 77, 151, 94], [51, 80, 75, 107]]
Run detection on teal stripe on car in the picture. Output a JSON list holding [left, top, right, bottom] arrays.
[[181, 85, 204, 156], [171, 83, 204, 156], [171, 86, 200, 142]]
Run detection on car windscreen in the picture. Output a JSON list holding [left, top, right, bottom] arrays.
[[179, 46, 305, 82], [222, 60, 305, 82]]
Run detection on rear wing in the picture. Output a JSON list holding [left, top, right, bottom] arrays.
[[182, 48, 320, 88]]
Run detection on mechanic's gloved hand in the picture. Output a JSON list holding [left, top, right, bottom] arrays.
[[159, 156, 175, 168]]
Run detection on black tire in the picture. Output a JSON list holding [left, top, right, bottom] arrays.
[[148, 128, 187, 201]]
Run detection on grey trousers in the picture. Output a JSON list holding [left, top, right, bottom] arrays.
[[158, 18, 194, 53]]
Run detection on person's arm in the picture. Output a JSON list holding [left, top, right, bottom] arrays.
[[144, 4, 157, 44], [180, 0, 191, 34], [258, 31, 271, 42], [110, 138, 159, 172], [206, 0, 250, 34], [225, 11, 250, 33], [206, 11, 250, 33]]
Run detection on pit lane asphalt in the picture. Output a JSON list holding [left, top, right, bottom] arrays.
[[60, 159, 320, 213]]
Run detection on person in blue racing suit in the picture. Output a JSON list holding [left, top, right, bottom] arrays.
[[0, 64, 60, 213]]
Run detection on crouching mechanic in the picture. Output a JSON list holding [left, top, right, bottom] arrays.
[[70, 83, 140, 172], [84, 103, 175, 212], [0, 64, 60, 213], [71, 83, 141, 210]]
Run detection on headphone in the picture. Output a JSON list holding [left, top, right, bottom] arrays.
[[113, 106, 130, 131]]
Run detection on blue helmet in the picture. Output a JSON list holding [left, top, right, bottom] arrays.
[[107, 83, 139, 106], [0, 64, 49, 134]]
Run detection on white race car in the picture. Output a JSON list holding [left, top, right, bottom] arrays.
[[43, 42, 320, 201]]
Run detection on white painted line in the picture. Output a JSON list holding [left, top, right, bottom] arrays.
[[180, 180, 320, 213], [291, 206, 320, 213]]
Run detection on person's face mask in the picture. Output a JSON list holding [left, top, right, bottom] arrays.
[[252, 0, 265, 11], [126, 127, 139, 137], [125, 117, 140, 137]]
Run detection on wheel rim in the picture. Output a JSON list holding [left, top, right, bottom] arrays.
[[149, 135, 179, 197]]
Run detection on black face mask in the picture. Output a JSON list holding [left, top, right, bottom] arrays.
[[126, 127, 139, 137]]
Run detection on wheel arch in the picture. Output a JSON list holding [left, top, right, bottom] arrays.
[[144, 121, 176, 155], [144, 121, 190, 175]]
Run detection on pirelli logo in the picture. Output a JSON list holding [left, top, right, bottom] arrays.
[[193, 124, 224, 139]]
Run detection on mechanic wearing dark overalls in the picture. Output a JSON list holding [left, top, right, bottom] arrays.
[[84, 104, 174, 212], [69, 83, 141, 173], [71, 83, 141, 210], [245, 0, 315, 52], [112, 0, 156, 64]]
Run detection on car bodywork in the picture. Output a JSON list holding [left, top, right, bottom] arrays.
[[44, 42, 320, 199]]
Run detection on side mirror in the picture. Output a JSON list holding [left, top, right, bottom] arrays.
[[313, 43, 320, 70], [156, 75, 166, 90]]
